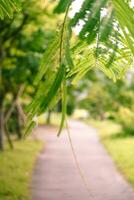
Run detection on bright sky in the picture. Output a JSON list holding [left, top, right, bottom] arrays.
[[69, 0, 84, 34], [70, 0, 134, 13], [69, 0, 84, 18], [130, 0, 134, 7]]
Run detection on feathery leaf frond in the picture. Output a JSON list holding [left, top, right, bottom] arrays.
[[0, 0, 21, 19], [25, 0, 134, 135], [25, 1, 72, 135]]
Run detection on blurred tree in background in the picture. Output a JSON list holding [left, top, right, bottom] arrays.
[[0, 0, 59, 150], [78, 69, 134, 135]]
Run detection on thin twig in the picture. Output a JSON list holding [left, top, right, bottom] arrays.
[[66, 120, 95, 199], [16, 100, 26, 123], [5, 85, 25, 123]]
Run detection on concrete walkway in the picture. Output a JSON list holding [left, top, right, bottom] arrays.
[[31, 120, 134, 200]]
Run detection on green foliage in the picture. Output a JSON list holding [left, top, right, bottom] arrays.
[[71, 0, 108, 42], [57, 0, 134, 55], [0, 0, 21, 19], [1, 0, 134, 136], [112, 0, 134, 55], [78, 71, 134, 122], [68, 40, 130, 84], [25, 3, 72, 135], [25, 0, 134, 134], [25, 30, 66, 134], [117, 107, 134, 134], [68, 0, 133, 83], [55, 0, 134, 71], [54, 0, 70, 14], [0, 0, 58, 148], [79, 83, 112, 119]]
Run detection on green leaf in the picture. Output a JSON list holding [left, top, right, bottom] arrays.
[[0, 0, 21, 19], [112, 0, 134, 55], [57, 76, 67, 137], [54, 0, 70, 14]]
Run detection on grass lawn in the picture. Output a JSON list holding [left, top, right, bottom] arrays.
[[88, 119, 134, 186], [0, 140, 43, 200]]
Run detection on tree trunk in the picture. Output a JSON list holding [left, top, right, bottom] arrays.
[[4, 124, 13, 149], [0, 44, 5, 151], [46, 110, 52, 125], [4, 85, 25, 142], [100, 112, 105, 121], [0, 103, 4, 151], [15, 107, 22, 140]]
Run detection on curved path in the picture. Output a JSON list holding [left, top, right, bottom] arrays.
[[32, 120, 134, 200]]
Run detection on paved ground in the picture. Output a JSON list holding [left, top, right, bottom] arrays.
[[31, 120, 134, 200]]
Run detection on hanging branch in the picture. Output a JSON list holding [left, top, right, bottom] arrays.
[[5, 85, 25, 123], [66, 121, 95, 199], [3, 85, 25, 149], [59, 1, 71, 67], [57, 0, 71, 136]]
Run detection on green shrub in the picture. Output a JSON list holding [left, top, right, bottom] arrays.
[[117, 107, 134, 134]]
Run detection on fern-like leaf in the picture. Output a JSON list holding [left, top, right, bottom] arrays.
[[0, 0, 21, 19]]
